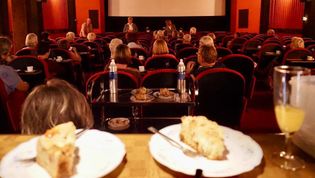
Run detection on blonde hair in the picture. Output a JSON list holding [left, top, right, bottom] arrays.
[[109, 38, 123, 58], [21, 79, 94, 134], [152, 39, 169, 55], [154, 30, 165, 40], [198, 45, 217, 64], [190, 27, 197, 35], [25, 33, 38, 48], [114, 44, 132, 65], [66, 32, 75, 42], [290, 37, 304, 49], [87, 32, 96, 42], [183, 34, 192, 44], [199, 35, 214, 47]]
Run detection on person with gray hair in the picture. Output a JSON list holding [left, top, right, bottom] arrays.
[[0, 36, 29, 94], [109, 38, 123, 59]]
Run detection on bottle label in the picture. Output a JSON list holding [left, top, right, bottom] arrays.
[[109, 72, 117, 80], [178, 72, 185, 80]]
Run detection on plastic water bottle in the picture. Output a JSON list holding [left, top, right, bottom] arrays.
[[109, 59, 118, 94], [177, 59, 186, 94]]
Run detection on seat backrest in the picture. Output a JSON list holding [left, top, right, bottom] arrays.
[[282, 48, 312, 64], [9, 55, 45, 72], [145, 54, 179, 70], [221, 35, 234, 47], [50, 48, 72, 59], [221, 54, 255, 98], [176, 47, 198, 59], [228, 37, 247, 53], [15, 48, 37, 56], [195, 68, 245, 127], [130, 47, 148, 59], [216, 47, 233, 59], [175, 43, 193, 53], [86, 70, 139, 102], [141, 69, 178, 88]]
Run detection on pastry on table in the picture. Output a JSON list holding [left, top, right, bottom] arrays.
[[180, 116, 226, 160], [36, 122, 78, 178]]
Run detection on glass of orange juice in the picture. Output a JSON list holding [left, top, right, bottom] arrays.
[[273, 65, 311, 170]]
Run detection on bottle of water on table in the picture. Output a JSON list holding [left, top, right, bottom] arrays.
[[177, 59, 186, 94], [109, 59, 118, 94]]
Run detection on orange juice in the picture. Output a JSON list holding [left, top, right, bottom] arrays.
[[275, 105, 305, 133]]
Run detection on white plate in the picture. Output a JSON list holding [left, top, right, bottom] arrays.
[[149, 124, 263, 177], [153, 91, 175, 100], [0, 129, 126, 178], [130, 95, 155, 102]]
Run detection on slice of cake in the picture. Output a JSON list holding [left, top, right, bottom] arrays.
[[36, 122, 77, 178], [180, 116, 226, 160]]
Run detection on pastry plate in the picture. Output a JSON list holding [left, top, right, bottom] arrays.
[[0, 129, 126, 178], [131, 88, 153, 95], [153, 91, 175, 100], [130, 95, 155, 102], [149, 124, 263, 177], [108, 117, 130, 130]]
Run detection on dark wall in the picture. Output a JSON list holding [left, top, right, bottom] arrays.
[[303, 1, 315, 38], [0, 0, 10, 36], [104, 0, 231, 32]]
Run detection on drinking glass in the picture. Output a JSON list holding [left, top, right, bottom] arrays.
[[273, 65, 311, 170]]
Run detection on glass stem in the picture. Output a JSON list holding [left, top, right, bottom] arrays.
[[284, 132, 293, 158]]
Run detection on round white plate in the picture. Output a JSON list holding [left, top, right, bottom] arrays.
[[0, 129, 126, 178], [149, 124, 263, 177]]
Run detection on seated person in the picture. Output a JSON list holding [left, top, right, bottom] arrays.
[[164, 19, 176, 38], [21, 79, 94, 134], [109, 38, 123, 59], [105, 44, 139, 77], [66, 32, 76, 43], [183, 34, 192, 44], [266, 29, 277, 38], [87, 32, 97, 42], [152, 39, 170, 55], [153, 30, 165, 40], [57, 39, 81, 63], [199, 35, 215, 47], [0, 36, 29, 95], [125, 32, 143, 49], [123, 17, 138, 33], [21, 33, 50, 59], [290, 37, 304, 49], [38, 31, 55, 55], [187, 45, 225, 76]]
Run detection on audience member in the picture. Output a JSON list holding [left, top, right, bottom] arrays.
[[38, 31, 54, 55], [182, 34, 192, 44], [290, 37, 305, 49], [109, 38, 123, 59], [199, 35, 215, 47], [207, 32, 216, 41], [87, 32, 97, 42], [189, 27, 197, 36], [187, 45, 224, 76], [152, 39, 169, 55], [66, 32, 76, 43], [25, 33, 39, 48], [80, 18, 93, 37], [164, 19, 176, 38], [123, 17, 138, 32], [267, 29, 276, 38], [21, 79, 94, 134], [153, 30, 165, 40], [0, 37, 29, 95], [57, 39, 81, 63]]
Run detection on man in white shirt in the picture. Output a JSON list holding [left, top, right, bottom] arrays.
[[123, 17, 138, 32]]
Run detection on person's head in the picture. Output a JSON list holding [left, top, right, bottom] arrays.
[[128, 17, 133, 24], [109, 38, 123, 58], [290, 37, 304, 49], [190, 27, 197, 35], [40, 31, 50, 41], [114, 44, 132, 65], [86, 18, 92, 25], [0, 36, 12, 62], [87, 32, 96, 42], [152, 39, 169, 55], [66, 31, 76, 42], [177, 31, 184, 39], [58, 39, 70, 50], [25, 33, 38, 48], [207, 32, 216, 40], [267, 29, 275, 37], [199, 35, 214, 47], [154, 30, 165, 40], [183, 34, 192, 44], [21, 79, 94, 134], [197, 45, 217, 65]]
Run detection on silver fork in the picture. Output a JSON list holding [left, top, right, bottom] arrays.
[[18, 128, 90, 162], [148, 126, 199, 157]]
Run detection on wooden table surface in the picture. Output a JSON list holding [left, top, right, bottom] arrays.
[[0, 133, 314, 178]]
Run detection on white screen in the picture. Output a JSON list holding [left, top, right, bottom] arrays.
[[108, 0, 226, 17]]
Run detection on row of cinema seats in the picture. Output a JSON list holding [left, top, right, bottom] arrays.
[[86, 68, 246, 128]]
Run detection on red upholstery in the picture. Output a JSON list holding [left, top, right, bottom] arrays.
[[176, 47, 198, 59], [282, 48, 312, 65], [15, 48, 37, 56], [227, 37, 247, 53], [0, 78, 27, 132], [195, 68, 246, 127], [144, 54, 179, 70], [141, 69, 178, 88], [216, 47, 232, 59]]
